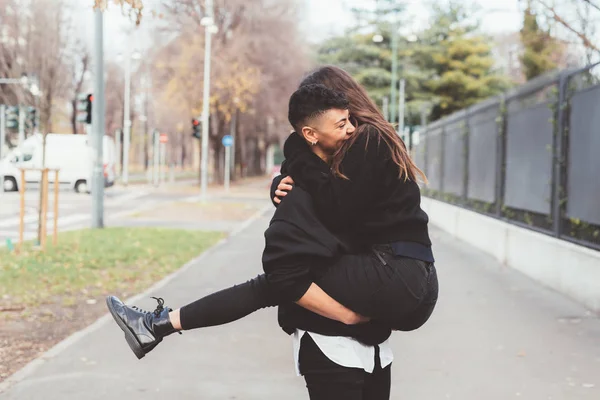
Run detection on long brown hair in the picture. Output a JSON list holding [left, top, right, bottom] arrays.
[[299, 65, 427, 183]]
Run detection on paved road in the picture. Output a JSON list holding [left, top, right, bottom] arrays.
[[0, 213, 598, 399], [0, 187, 165, 244]]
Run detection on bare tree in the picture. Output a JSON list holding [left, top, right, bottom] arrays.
[[94, 0, 145, 25], [70, 46, 90, 134], [26, 0, 74, 134], [576, 0, 598, 63], [531, 0, 600, 60], [152, 0, 310, 180], [0, 0, 34, 116], [104, 61, 126, 138]]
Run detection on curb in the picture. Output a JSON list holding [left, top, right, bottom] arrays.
[[0, 203, 273, 394]]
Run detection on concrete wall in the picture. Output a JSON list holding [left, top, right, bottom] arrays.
[[421, 197, 600, 312]]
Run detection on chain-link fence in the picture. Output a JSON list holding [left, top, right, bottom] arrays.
[[415, 62, 600, 250]]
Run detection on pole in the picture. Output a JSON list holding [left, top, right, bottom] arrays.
[[152, 131, 160, 186], [92, 8, 105, 229], [0, 105, 5, 195], [420, 103, 428, 175], [389, 20, 399, 126], [398, 78, 405, 139], [141, 91, 148, 180], [383, 97, 389, 122], [224, 145, 231, 193], [200, 0, 214, 200], [552, 73, 567, 237], [230, 109, 237, 179], [143, 78, 149, 170], [122, 44, 132, 186], [18, 169, 25, 253], [53, 170, 59, 246], [115, 129, 121, 177], [18, 106, 25, 146], [160, 141, 166, 184], [40, 169, 48, 250], [37, 97, 47, 244]]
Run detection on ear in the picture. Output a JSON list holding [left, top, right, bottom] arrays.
[[301, 126, 318, 145]]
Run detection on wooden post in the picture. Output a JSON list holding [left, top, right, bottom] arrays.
[[40, 169, 48, 250], [53, 170, 59, 246], [18, 169, 26, 253]]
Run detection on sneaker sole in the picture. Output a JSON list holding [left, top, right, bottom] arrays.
[[105, 296, 146, 360]]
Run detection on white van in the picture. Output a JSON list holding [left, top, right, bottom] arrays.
[[0, 133, 116, 193]]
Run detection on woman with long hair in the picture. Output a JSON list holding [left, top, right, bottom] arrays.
[[106, 66, 438, 399]]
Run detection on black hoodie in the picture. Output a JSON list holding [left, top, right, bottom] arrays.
[[262, 185, 391, 345]]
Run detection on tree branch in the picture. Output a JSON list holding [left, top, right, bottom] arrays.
[[534, 0, 600, 54], [579, 0, 600, 13]]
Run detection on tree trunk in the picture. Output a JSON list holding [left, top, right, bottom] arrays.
[[238, 123, 247, 178], [71, 99, 78, 134], [232, 108, 240, 181]]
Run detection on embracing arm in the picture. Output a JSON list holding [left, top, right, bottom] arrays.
[[262, 216, 366, 325], [286, 127, 386, 229], [270, 174, 286, 207], [296, 283, 368, 325]]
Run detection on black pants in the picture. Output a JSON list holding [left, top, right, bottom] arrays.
[[299, 334, 391, 400], [180, 244, 438, 332]]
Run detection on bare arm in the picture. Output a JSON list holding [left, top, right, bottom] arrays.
[[296, 283, 369, 325]]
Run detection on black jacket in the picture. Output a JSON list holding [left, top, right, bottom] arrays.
[[279, 127, 432, 250], [262, 185, 391, 345]]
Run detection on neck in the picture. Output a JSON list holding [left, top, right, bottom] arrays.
[[312, 148, 331, 164]]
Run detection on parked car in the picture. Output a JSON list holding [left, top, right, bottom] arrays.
[[0, 133, 116, 193]]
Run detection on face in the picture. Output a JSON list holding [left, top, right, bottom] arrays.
[[301, 108, 355, 159]]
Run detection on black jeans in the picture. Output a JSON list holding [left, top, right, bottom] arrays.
[[180, 245, 438, 332], [316, 245, 439, 331], [299, 334, 391, 400]]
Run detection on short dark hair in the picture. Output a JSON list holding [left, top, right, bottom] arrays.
[[288, 83, 349, 132]]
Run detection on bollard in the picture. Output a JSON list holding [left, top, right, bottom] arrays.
[[40, 169, 48, 250], [18, 169, 25, 253], [53, 170, 59, 246]]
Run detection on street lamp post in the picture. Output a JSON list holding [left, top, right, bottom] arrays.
[[373, 29, 418, 139], [372, 29, 398, 125], [118, 46, 141, 186], [398, 78, 405, 139], [389, 20, 399, 126], [200, 0, 218, 201], [92, 7, 105, 229]]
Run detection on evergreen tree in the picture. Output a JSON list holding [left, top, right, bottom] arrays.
[[411, 3, 509, 121], [317, 31, 392, 106], [315, 1, 510, 123], [520, 4, 559, 80]]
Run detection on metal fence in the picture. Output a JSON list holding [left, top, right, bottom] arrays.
[[415, 62, 600, 251]]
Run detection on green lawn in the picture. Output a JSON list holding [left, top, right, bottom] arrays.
[[0, 228, 223, 307]]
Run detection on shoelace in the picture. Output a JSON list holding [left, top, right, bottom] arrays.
[[131, 297, 166, 317]]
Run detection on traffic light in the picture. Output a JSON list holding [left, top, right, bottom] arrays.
[[5, 106, 19, 130], [191, 118, 201, 139], [76, 93, 93, 124], [26, 107, 38, 130]]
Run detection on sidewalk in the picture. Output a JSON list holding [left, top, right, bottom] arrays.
[[1, 210, 599, 398], [111, 177, 272, 233]]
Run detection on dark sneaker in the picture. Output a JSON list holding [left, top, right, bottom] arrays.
[[106, 296, 180, 359]]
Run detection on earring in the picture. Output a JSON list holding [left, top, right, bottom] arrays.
[[311, 141, 317, 146]]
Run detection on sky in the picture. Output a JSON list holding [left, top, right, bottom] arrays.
[[302, 0, 523, 42], [74, 0, 525, 60]]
